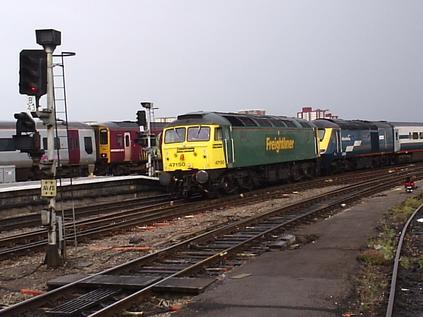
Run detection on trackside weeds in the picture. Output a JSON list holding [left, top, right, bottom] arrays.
[[347, 194, 423, 316]]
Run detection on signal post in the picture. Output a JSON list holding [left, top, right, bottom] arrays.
[[36, 29, 63, 268], [17, 29, 64, 268]]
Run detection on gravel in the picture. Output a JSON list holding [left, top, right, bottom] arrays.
[[0, 185, 340, 306]]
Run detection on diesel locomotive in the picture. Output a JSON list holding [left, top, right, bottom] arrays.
[[314, 119, 423, 172], [159, 112, 423, 197], [159, 112, 320, 197]]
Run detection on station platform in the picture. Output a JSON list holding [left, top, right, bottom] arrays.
[[180, 183, 423, 317], [0, 174, 161, 217], [0, 174, 158, 193]]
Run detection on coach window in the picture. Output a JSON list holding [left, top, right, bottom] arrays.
[[420, 132, 423, 139], [84, 137, 93, 154], [117, 135, 123, 148], [99, 129, 108, 145], [187, 126, 210, 141], [125, 135, 130, 147], [43, 137, 61, 150], [164, 127, 186, 143], [0, 138, 15, 151], [214, 127, 222, 141], [413, 132, 419, 140]]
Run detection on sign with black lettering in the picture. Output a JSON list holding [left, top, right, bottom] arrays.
[[41, 179, 56, 197]]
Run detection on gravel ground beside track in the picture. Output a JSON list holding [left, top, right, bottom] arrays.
[[178, 184, 423, 317], [0, 185, 340, 307]]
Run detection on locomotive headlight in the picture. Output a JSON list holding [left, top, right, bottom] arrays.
[[195, 170, 208, 184]]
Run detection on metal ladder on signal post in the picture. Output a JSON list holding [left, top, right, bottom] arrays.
[[52, 53, 78, 256]]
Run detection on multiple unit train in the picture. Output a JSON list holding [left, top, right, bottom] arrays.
[[0, 120, 150, 181], [159, 112, 423, 197]]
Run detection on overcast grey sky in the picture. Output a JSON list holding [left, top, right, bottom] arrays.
[[1, 0, 422, 122]]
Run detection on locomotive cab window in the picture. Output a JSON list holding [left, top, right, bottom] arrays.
[[317, 128, 326, 141], [84, 137, 93, 154], [164, 127, 186, 143], [187, 126, 210, 142], [99, 129, 108, 145]]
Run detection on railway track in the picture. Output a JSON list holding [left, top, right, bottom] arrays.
[[0, 167, 421, 317], [0, 193, 172, 231], [0, 165, 420, 259], [0, 166, 415, 259], [385, 201, 423, 317], [0, 164, 412, 233]]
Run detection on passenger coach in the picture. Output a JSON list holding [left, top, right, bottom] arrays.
[[92, 121, 145, 175]]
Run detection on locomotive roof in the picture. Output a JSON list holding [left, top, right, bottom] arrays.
[[314, 118, 391, 130], [172, 112, 231, 126], [169, 112, 315, 129], [312, 119, 340, 129]]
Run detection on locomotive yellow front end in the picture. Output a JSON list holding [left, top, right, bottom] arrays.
[[160, 124, 226, 195]]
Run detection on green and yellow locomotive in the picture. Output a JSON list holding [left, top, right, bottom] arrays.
[[159, 112, 320, 197]]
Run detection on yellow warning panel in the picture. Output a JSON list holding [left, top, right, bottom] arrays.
[[41, 179, 57, 197]]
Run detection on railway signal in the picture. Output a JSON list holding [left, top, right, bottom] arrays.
[[19, 49, 47, 97], [136, 110, 147, 127], [12, 112, 42, 157], [14, 112, 36, 134]]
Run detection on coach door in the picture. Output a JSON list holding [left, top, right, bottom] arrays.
[[335, 130, 342, 153], [371, 131, 380, 153], [124, 132, 131, 161], [222, 126, 234, 167], [394, 128, 400, 152], [68, 130, 80, 165]]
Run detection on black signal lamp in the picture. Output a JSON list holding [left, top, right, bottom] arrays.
[[14, 112, 36, 135], [36, 29, 61, 47], [19, 49, 47, 97], [141, 102, 153, 109], [137, 110, 147, 126]]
